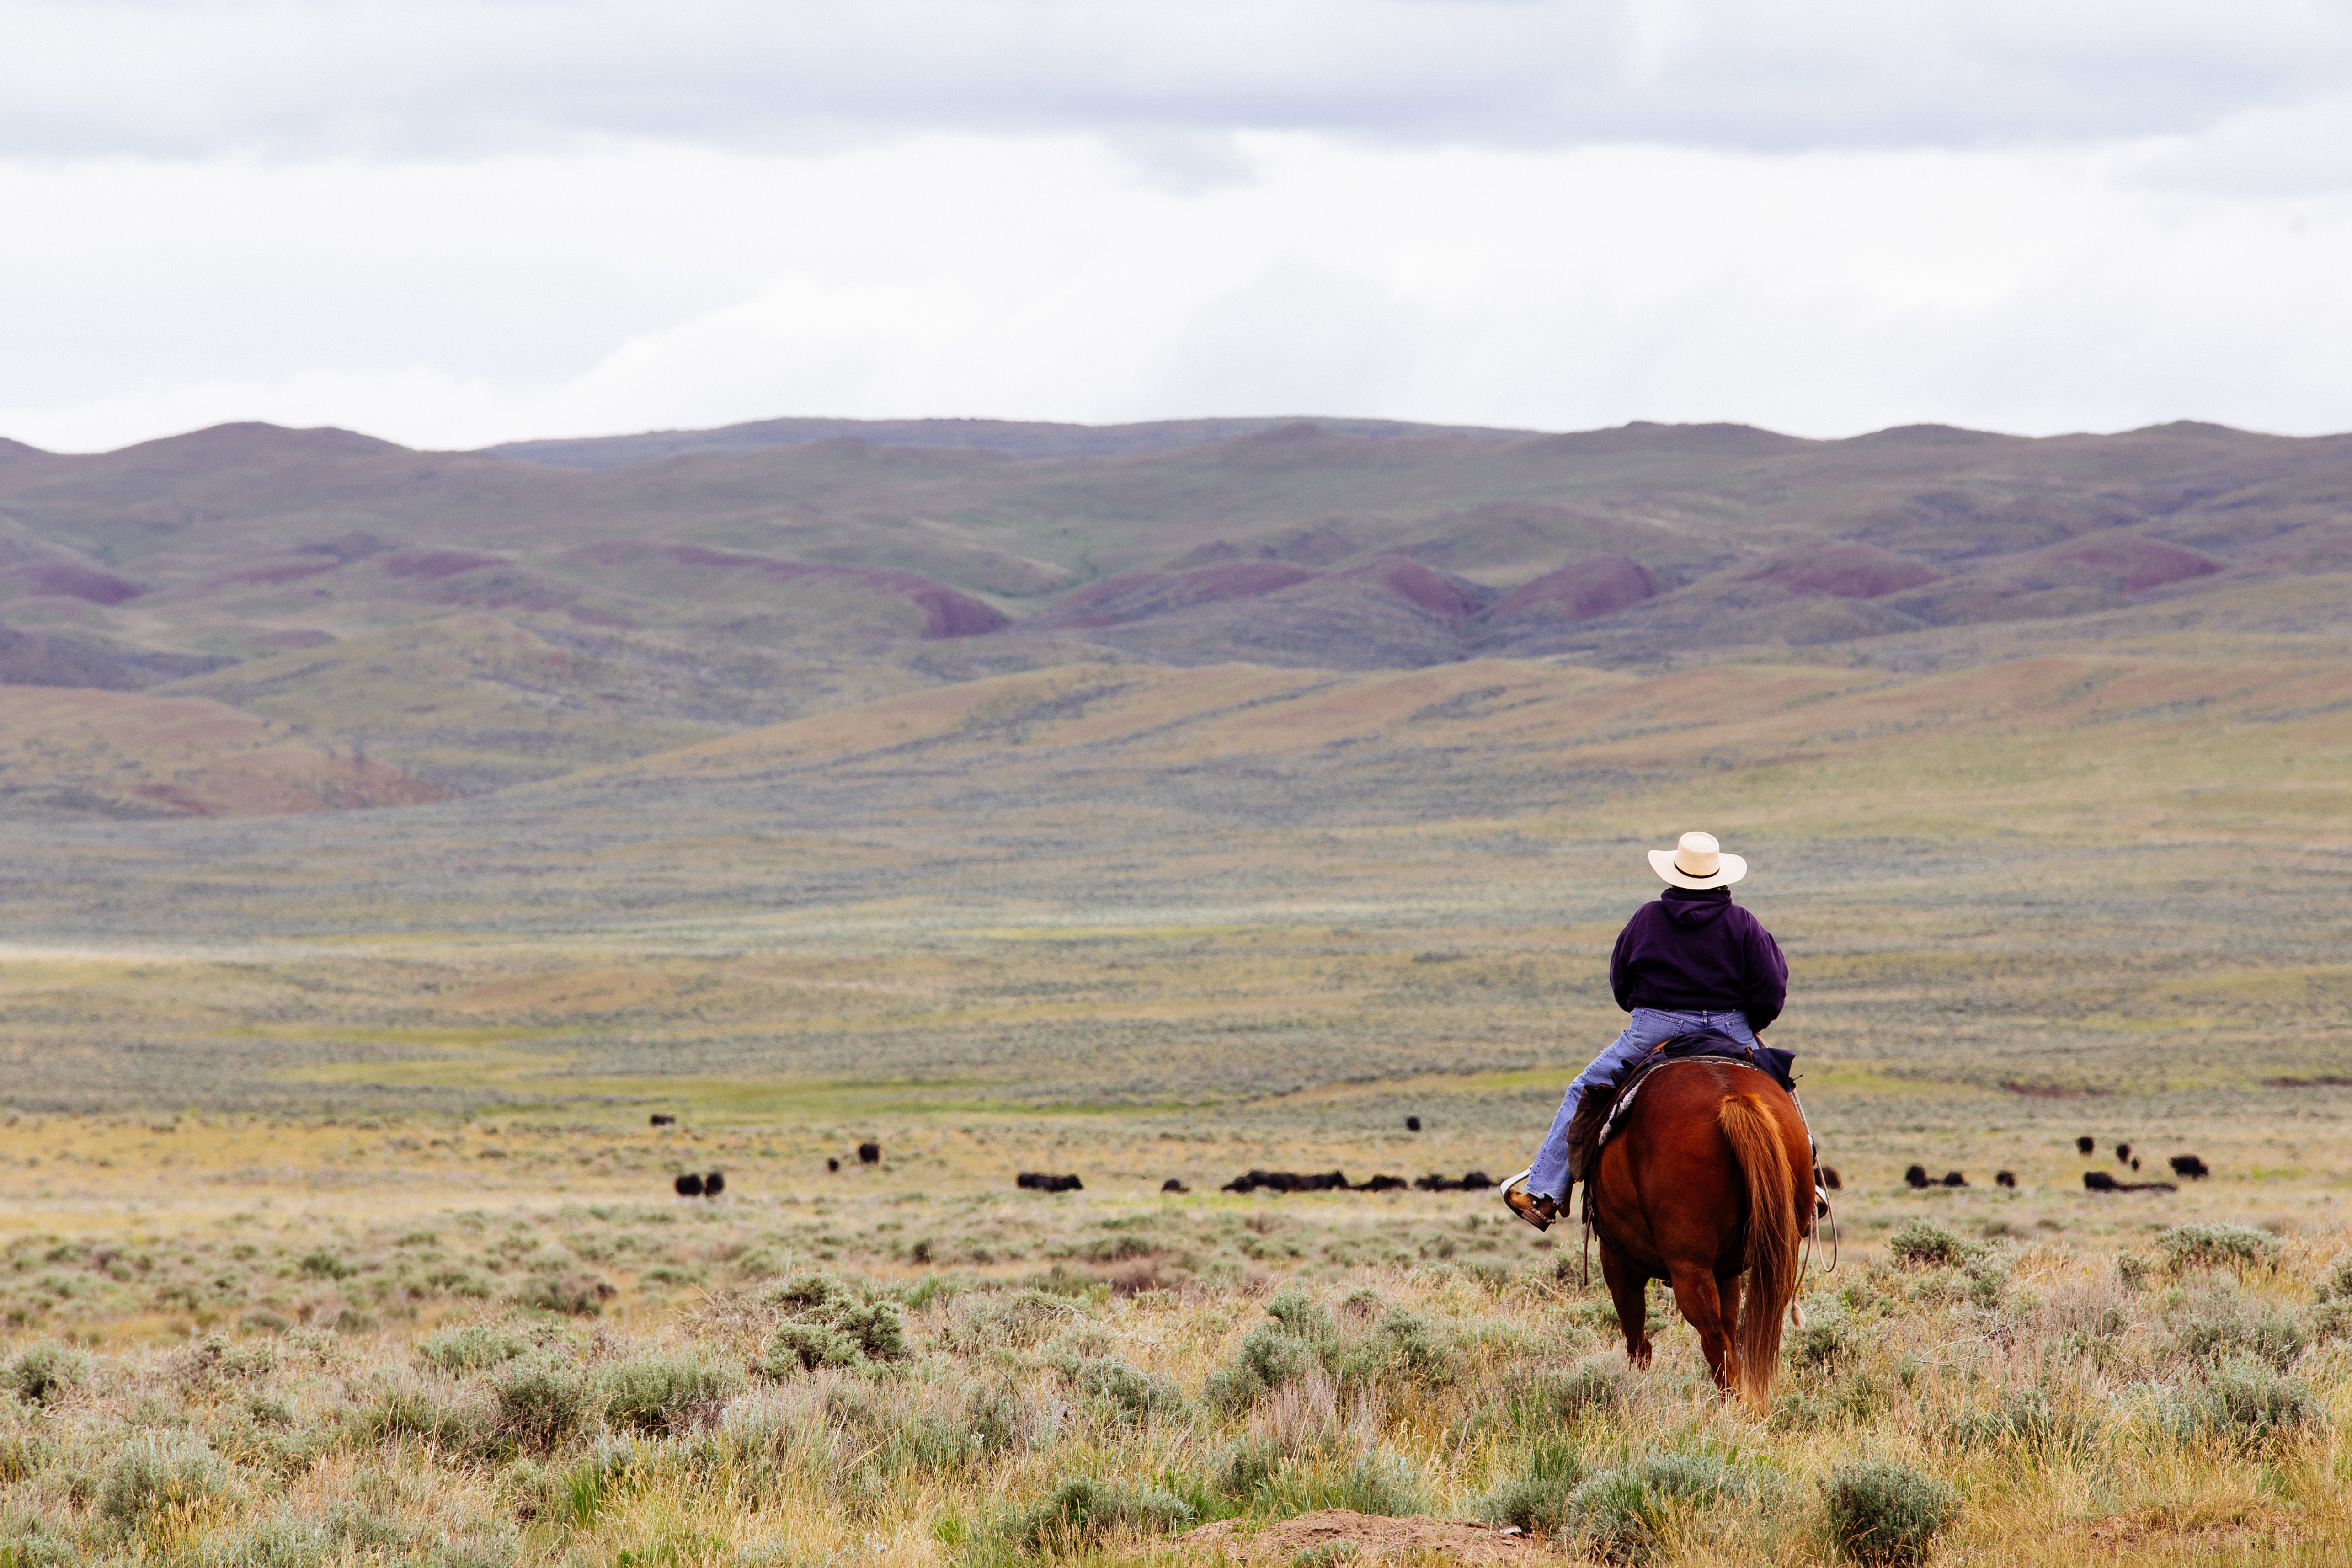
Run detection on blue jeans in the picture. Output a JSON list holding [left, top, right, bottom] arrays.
[[1526, 1008, 1760, 1202]]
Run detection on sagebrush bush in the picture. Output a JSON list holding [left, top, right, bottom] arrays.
[[1513, 1361, 1624, 1425], [755, 1273, 911, 1374], [1475, 1437, 1586, 1532], [1011, 1477, 1195, 1549], [2168, 1288, 2309, 1371], [1560, 1453, 1752, 1565], [3, 1343, 86, 1407], [100, 1436, 237, 1527], [2157, 1223, 2280, 1272], [1204, 1323, 1316, 1411], [1054, 1353, 1183, 1422], [2319, 1255, 2352, 1302], [1790, 1307, 1861, 1370], [1823, 1461, 1957, 1564], [599, 1355, 735, 1436], [415, 1323, 533, 1374], [490, 1360, 591, 1453], [2160, 1359, 2320, 1447], [1886, 1221, 1976, 1270]]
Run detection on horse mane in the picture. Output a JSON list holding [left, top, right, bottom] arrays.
[[1716, 1092, 1800, 1413]]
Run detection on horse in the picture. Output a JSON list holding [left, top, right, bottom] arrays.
[[1584, 1058, 1813, 1413]]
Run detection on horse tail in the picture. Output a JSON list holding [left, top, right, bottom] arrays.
[[1717, 1092, 1798, 1414]]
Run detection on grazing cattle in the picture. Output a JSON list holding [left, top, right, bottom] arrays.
[[858, 1141, 881, 1165], [1941, 1171, 1967, 1187], [2115, 1141, 2132, 1162], [649, 1114, 676, 1127], [1225, 1169, 1349, 1194], [1405, 1116, 1422, 1131], [1904, 1165, 1931, 1189], [703, 1171, 725, 1197], [826, 1157, 840, 1173], [2170, 1154, 2211, 1179], [1995, 1170, 2016, 1188], [674, 1173, 704, 1198], [1357, 1174, 1408, 1192], [1161, 1179, 1189, 1193], [1819, 1166, 1842, 1191], [2085, 1169, 2178, 1194], [2076, 1135, 2096, 1154], [2129, 1157, 2140, 1171], [1461, 1171, 1494, 1189], [1017, 1172, 1083, 1192]]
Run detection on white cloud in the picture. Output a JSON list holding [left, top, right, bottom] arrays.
[[5, 129, 2349, 451], [5, 0, 2351, 161], [3, 5, 2351, 450]]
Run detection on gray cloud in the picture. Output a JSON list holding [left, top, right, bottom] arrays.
[[6, 0, 2351, 161]]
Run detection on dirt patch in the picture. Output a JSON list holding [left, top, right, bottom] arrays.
[[1181, 1511, 1551, 1563]]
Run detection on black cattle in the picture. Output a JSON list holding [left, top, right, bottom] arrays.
[[1904, 1164, 1931, 1189], [1161, 1179, 1189, 1193], [858, 1141, 881, 1165], [2084, 1170, 2177, 1194], [1017, 1171, 1083, 1192], [674, 1173, 704, 1197], [1225, 1169, 1349, 1194], [703, 1171, 725, 1197], [649, 1114, 676, 1127], [2075, 1135, 2096, 1154], [1941, 1171, 1968, 1187], [1460, 1171, 1493, 1189], [1405, 1116, 1422, 1131], [1819, 1166, 1842, 1191], [826, 1157, 840, 1173], [2115, 1141, 2132, 1163], [2130, 1157, 2140, 1171], [2170, 1154, 2211, 1179], [1357, 1174, 1409, 1192], [1995, 1170, 2016, 1188]]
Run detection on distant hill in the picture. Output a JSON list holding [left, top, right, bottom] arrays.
[[485, 415, 1537, 470], [0, 413, 2346, 806]]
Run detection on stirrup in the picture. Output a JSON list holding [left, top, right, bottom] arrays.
[[1500, 1168, 1555, 1232]]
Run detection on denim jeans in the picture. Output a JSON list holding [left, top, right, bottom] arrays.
[[1526, 1008, 1760, 1202]]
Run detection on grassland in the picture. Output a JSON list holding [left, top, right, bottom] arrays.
[[0, 616, 2347, 1563]]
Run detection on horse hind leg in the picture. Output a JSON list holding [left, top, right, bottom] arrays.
[[1599, 1244, 1653, 1369], [1666, 1264, 1738, 1395]]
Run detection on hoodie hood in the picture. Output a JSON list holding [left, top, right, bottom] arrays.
[[1660, 887, 1733, 928]]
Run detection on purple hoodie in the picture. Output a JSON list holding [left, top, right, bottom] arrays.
[[1608, 887, 1788, 1031]]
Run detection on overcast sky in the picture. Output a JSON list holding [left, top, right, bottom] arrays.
[[5, 0, 2351, 452]]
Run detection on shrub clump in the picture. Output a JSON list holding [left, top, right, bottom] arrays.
[[1475, 1440, 1586, 1534], [1823, 1461, 1958, 1564], [755, 1273, 912, 1374], [1054, 1354, 1184, 1423], [1012, 1477, 1196, 1550], [4, 1343, 88, 1407], [2156, 1223, 2280, 1273], [490, 1359, 592, 1453], [1886, 1221, 1978, 1270], [2315, 1255, 2352, 1302], [599, 1355, 736, 1436], [1513, 1361, 1624, 1426], [100, 1436, 237, 1527], [1559, 1453, 1755, 1563], [1789, 1307, 1862, 1371], [415, 1323, 534, 1375], [2160, 1360, 2320, 1447], [1204, 1323, 1317, 1412]]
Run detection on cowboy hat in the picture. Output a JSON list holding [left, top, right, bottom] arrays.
[[1647, 830, 1747, 889]]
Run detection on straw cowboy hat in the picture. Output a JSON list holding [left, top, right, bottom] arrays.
[[1648, 831, 1747, 890]]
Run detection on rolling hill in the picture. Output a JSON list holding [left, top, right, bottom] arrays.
[[0, 412, 2346, 804]]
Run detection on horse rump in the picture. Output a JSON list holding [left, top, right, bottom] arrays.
[[1716, 1093, 1801, 1413]]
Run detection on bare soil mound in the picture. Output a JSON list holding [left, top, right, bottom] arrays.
[[1181, 1511, 1548, 1564]]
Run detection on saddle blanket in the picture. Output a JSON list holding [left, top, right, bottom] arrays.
[[1596, 1032, 1799, 1152]]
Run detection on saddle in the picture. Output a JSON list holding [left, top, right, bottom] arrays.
[[1564, 1032, 1798, 1194]]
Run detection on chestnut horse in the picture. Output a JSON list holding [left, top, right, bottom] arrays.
[[1585, 1058, 1813, 1412]]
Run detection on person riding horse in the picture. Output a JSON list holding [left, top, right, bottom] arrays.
[[1508, 831, 1787, 1231]]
